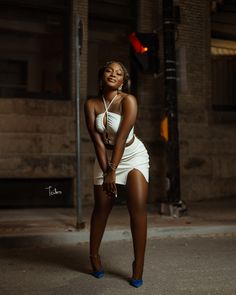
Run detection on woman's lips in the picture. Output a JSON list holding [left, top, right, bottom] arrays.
[[107, 78, 116, 83]]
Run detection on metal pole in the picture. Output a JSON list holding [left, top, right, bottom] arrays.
[[75, 16, 85, 229], [162, 0, 181, 204]]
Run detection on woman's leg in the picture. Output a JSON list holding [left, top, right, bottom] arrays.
[[126, 169, 148, 279], [90, 185, 115, 271]]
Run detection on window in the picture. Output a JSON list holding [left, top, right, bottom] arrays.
[[211, 1, 236, 112], [0, 0, 70, 99], [211, 39, 236, 111], [211, 54, 236, 111]]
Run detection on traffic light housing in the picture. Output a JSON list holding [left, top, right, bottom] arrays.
[[129, 32, 159, 74]]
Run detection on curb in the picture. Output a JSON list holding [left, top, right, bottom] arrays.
[[0, 225, 236, 248]]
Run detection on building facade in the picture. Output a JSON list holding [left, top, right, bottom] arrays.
[[0, 0, 235, 207]]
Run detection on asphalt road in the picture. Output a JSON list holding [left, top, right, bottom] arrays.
[[0, 236, 236, 295]]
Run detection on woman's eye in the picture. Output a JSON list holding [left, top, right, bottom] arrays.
[[115, 72, 123, 76], [105, 68, 123, 76]]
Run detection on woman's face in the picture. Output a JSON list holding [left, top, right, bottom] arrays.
[[102, 63, 124, 90]]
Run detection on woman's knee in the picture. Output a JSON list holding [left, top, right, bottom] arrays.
[[128, 200, 147, 218], [94, 185, 113, 204]]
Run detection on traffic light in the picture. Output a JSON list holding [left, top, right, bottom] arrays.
[[129, 32, 159, 74]]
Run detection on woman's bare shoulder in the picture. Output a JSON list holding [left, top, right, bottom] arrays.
[[84, 97, 100, 111], [121, 93, 137, 107]]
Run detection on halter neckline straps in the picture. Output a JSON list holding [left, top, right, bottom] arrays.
[[102, 93, 118, 112]]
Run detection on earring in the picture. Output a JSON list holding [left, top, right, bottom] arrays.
[[118, 85, 123, 91]]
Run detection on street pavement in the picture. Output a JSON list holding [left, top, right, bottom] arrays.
[[0, 236, 236, 295], [0, 197, 236, 247], [0, 197, 236, 294]]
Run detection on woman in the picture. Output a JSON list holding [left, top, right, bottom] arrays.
[[84, 61, 149, 288]]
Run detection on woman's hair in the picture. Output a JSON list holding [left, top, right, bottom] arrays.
[[98, 61, 130, 96]]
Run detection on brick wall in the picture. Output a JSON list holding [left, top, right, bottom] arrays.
[[136, 0, 166, 203], [1, 0, 234, 207], [0, 99, 75, 178], [0, 0, 89, 206], [177, 0, 236, 201]]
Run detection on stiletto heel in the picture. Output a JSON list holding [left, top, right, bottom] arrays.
[[90, 254, 104, 279]]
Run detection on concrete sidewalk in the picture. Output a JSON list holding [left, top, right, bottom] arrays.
[[0, 197, 236, 247]]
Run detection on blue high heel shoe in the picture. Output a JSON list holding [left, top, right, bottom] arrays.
[[130, 261, 143, 287], [90, 254, 104, 279], [91, 270, 105, 279], [130, 279, 143, 288]]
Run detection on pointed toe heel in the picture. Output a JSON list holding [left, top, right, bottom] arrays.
[[130, 279, 143, 288], [91, 270, 105, 279]]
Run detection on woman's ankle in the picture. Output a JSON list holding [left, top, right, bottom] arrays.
[[132, 260, 143, 280], [90, 254, 103, 271]]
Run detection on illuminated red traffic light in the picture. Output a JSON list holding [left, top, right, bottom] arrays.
[[129, 31, 159, 74], [129, 32, 148, 54]]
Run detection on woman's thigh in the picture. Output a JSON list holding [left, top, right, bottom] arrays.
[[126, 169, 149, 208]]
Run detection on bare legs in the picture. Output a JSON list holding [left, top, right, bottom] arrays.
[[89, 170, 148, 280], [127, 169, 148, 280], [90, 185, 115, 271]]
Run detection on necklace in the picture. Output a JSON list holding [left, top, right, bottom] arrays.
[[102, 93, 118, 109]]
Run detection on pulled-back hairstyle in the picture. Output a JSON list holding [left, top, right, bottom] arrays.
[[98, 61, 130, 96]]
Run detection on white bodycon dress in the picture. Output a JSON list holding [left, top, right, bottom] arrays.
[[94, 95, 149, 185]]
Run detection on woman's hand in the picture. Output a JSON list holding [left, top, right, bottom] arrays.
[[103, 170, 117, 198]]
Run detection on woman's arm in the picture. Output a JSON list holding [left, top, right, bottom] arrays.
[[103, 94, 137, 196], [84, 99, 108, 173], [110, 94, 138, 167]]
